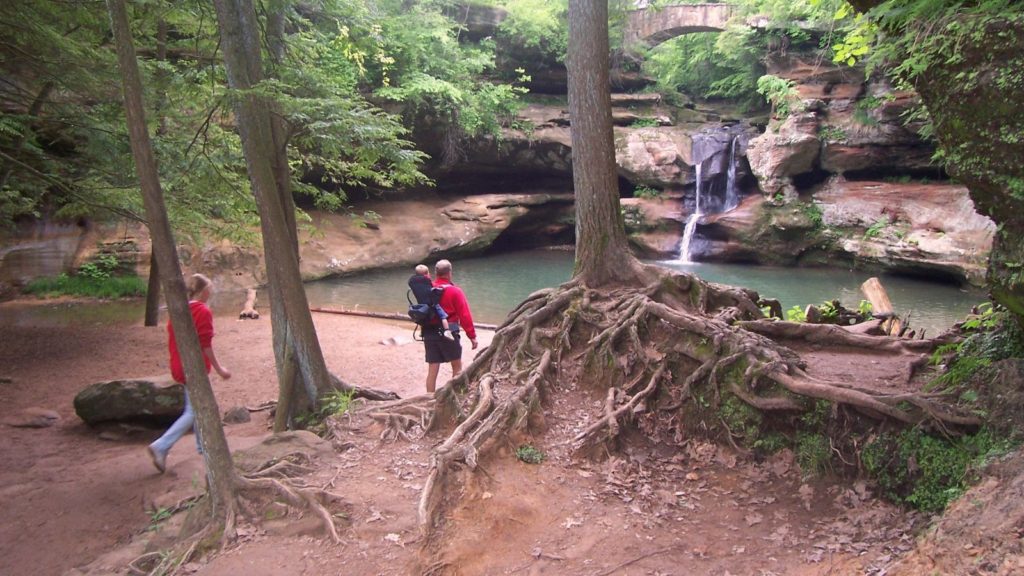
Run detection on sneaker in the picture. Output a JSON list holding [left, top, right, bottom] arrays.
[[441, 329, 456, 341], [148, 444, 166, 474]]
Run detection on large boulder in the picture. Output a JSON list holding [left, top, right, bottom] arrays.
[[74, 376, 184, 426], [746, 112, 821, 196], [815, 179, 994, 284], [615, 127, 692, 186]]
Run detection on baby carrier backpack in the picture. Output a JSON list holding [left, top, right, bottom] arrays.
[[407, 275, 445, 340]]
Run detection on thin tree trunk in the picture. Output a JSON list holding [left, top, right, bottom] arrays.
[[106, 0, 237, 518], [143, 19, 169, 328], [567, 0, 637, 286], [211, 0, 334, 420], [144, 252, 161, 326]]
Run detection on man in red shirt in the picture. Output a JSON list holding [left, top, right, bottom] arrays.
[[424, 259, 478, 392]]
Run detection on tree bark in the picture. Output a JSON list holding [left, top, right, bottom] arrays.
[[144, 22, 168, 328], [144, 252, 161, 326], [567, 0, 639, 286], [265, 1, 308, 430], [106, 0, 237, 517], [211, 0, 334, 422]]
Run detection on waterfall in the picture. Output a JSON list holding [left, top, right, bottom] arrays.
[[724, 136, 739, 212], [677, 161, 703, 264]]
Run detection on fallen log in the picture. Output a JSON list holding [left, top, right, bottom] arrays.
[[239, 288, 260, 319], [310, 307, 499, 331]]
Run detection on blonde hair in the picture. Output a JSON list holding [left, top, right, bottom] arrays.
[[415, 264, 429, 276], [186, 273, 212, 300]]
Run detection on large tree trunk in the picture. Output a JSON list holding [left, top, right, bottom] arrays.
[[211, 0, 334, 420], [106, 0, 237, 521], [566, 0, 641, 287]]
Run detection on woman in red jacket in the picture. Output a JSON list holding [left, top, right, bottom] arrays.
[[147, 274, 231, 473]]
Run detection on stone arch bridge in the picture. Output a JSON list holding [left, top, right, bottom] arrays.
[[624, 3, 736, 48]]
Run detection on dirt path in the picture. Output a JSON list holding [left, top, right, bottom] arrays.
[[0, 300, 920, 576]]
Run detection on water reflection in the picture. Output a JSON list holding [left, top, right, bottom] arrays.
[[304, 250, 983, 336]]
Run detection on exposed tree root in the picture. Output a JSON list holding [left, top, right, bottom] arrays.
[[358, 267, 980, 556], [135, 448, 344, 575]]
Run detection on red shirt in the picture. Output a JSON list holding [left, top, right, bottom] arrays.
[[168, 300, 213, 383], [433, 277, 476, 341]]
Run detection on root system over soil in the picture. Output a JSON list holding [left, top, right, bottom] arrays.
[[360, 265, 980, 559]]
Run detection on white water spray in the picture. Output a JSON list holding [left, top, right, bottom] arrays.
[[724, 135, 739, 212], [677, 160, 703, 264]]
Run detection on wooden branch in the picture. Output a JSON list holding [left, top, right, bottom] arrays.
[[310, 307, 499, 330]]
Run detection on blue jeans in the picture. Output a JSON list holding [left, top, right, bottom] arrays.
[[150, 389, 202, 457]]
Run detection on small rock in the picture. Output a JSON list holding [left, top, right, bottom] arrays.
[[97, 431, 124, 442], [5, 407, 60, 428], [380, 335, 413, 346], [222, 405, 251, 424]]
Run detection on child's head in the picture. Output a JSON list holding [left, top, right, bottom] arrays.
[[415, 264, 430, 277], [186, 273, 213, 301]]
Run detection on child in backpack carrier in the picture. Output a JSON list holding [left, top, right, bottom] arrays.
[[409, 265, 456, 341]]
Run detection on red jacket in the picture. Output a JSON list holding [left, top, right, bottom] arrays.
[[168, 300, 213, 383], [433, 278, 476, 341]]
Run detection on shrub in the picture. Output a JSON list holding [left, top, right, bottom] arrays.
[[515, 444, 545, 464], [24, 273, 147, 299]]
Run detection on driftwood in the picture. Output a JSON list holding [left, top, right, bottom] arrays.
[[239, 288, 260, 319], [861, 277, 901, 335]]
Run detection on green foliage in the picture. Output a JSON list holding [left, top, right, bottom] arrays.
[[296, 389, 356, 430], [633, 185, 662, 200], [752, 432, 789, 453], [630, 117, 660, 129], [77, 253, 122, 280], [146, 507, 173, 532], [515, 444, 545, 464], [818, 300, 839, 322], [796, 432, 831, 476], [858, 299, 874, 318], [863, 217, 889, 239], [928, 306, 1024, 392], [643, 30, 764, 107], [756, 75, 803, 119], [720, 393, 763, 442], [801, 202, 823, 228], [372, 6, 529, 144], [854, 95, 888, 126], [961, 302, 1000, 331], [24, 273, 147, 299], [786, 305, 807, 322], [818, 125, 847, 141], [497, 0, 567, 62], [862, 428, 1014, 513]]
